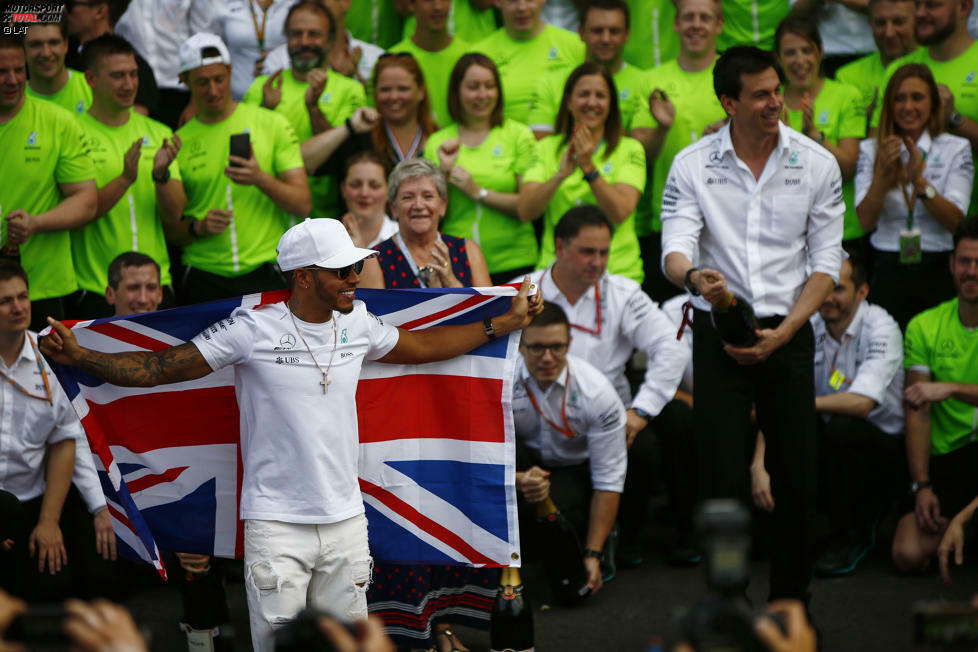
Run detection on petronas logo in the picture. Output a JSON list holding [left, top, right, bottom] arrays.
[[75, 100, 85, 113], [27, 131, 37, 146], [142, 135, 151, 145], [341, 328, 348, 343], [548, 46, 558, 59]]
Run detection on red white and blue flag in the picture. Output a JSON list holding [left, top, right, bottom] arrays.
[[43, 287, 523, 580]]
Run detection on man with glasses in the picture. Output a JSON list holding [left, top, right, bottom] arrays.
[[40, 217, 542, 652], [513, 301, 627, 595], [524, 205, 692, 567]]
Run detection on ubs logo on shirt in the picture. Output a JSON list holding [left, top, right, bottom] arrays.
[[275, 356, 301, 364]]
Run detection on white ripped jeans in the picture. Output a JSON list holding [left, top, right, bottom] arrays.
[[243, 514, 373, 652]]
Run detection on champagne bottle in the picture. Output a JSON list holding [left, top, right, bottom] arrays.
[[489, 566, 534, 652], [535, 497, 591, 606], [179, 560, 234, 652], [710, 292, 759, 347]]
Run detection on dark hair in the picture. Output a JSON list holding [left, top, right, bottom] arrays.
[[81, 33, 136, 72], [842, 243, 869, 289], [343, 150, 388, 181], [555, 62, 622, 156], [26, 17, 68, 40], [713, 46, 784, 103], [527, 301, 571, 331], [553, 205, 613, 244], [371, 53, 438, 163], [447, 52, 503, 128], [107, 252, 160, 289], [79, 0, 130, 27], [283, 0, 336, 43], [953, 217, 978, 252], [774, 15, 823, 58], [878, 63, 943, 141], [0, 34, 24, 52], [868, 0, 915, 11], [581, 0, 630, 30], [0, 260, 28, 288]]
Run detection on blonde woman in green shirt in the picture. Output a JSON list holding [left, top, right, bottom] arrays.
[[425, 53, 539, 283], [776, 16, 866, 241]]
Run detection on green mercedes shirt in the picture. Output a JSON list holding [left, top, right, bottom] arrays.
[[402, 0, 497, 44], [72, 110, 179, 293], [835, 52, 886, 119], [623, 0, 678, 70], [424, 119, 539, 274], [25, 69, 92, 115], [243, 69, 365, 219], [785, 78, 866, 240], [472, 24, 585, 126], [527, 61, 648, 134], [524, 134, 646, 282], [388, 36, 471, 128], [716, 0, 791, 52], [635, 59, 725, 236], [905, 297, 978, 456], [175, 103, 305, 277], [347, 0, 404, 49], [0, 97, 93, 300]]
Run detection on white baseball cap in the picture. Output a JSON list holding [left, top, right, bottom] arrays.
[[277, 219, 377, 272], [178, 33, 232, 74]]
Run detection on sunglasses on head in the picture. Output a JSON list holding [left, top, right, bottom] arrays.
[[308, 259, 365, 280]]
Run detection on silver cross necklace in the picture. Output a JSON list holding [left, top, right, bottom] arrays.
[[288, 308, 338, 394]]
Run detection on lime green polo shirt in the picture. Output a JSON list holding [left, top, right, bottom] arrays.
[[424, 119, 539, 273], [835, 52, 886, 119], [347, 0, 404, 48], [623, 0, 678, 69], [72, 110, 179, 293], [472, 24, 586, 126], [0, 97, 93, 300], [175, 103, 304, 277], [635, 59, 725, 236], [243, 69, 364, 219], [527, 61, 648, 134], [716, 0, 790, 51], [524, 134, 646, 282], [905, 298, 978, 456], [25, 69, 92, 115], [389, 36, 471, 128], [403, 0, 497, 43], [785, 78, 867, 240]]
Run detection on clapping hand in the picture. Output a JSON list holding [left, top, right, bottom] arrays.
[[875, 135, 903, 189], [122, 138, 142, 184], [801, 92, 817, 140], [262, 69, 284, 109], [436, 138, 461, 170], [153, 134, 181, 179], [305, 68, 328, 107], [905, 136, 926, 187], [570, 124, 597, 170], [649, 89, 675, 129], [349, 106, 380, 134]]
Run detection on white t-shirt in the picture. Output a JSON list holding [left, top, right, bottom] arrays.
[[192, 301, 399, 523], [512, 355, 627, 492]]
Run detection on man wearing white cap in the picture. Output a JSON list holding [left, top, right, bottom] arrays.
[[40, 217, 542, 652], [173, 32, 311, 306]]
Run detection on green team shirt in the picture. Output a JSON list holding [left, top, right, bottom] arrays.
[[871, 42, 978, 214], [525, 134, 646, 282], [72, 111, 179, 293], [347, 0, 404, 48], [25, 69, 92, 115], [423, 119, 539, 273], [0, 97, 93, 300], [389, 36, 470, 128], [835, 52, 886, 118], [175, 103, 304, 277], [527, 61, 648, 134], [785, 78, 866, 240], [635, 59, 725, 236], [243, 69, 364, 219], [623, 0, 678, 69], [905, 298, 978, 456], [402, 0, 497, 43], [473, 25, 586, 126], [717, 0, 791, 51]]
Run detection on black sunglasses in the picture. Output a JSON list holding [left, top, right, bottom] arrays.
[[308, 259, 365, 280]]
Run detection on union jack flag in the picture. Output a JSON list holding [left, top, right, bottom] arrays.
[[43, 287, 523, 580]]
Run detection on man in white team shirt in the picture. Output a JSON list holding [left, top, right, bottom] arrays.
[[40, 218, 541, 651]]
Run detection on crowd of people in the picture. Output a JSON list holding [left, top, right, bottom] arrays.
[[1, 0, 978, 649]]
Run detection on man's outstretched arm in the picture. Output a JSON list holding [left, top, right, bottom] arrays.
[[40, 319, 212, 387]]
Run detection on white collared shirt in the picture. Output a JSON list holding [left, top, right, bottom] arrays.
[[0, 332, 103, 509], [512, 355, 627, 492], [661, 121, 845, 317], [115, 0, 216, 90], [855, 131, 974, 253], [812, 302, 905, 435], [525, 268, 690, 417]]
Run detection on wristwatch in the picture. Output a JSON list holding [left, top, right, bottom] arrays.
[[684, 267, 701, 296], [152, 168, 170, 184], [483, 315, 496, 340], [477, 187, 488, 202], [917, 183, 936, 201], [583, 548, 602, 559], [947, 110, 964, 130], [910, 480, 932, 494], [583, 169, 600, 184]]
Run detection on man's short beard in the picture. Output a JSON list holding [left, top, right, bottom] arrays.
[[290, 47, 325, 73], [917, 19, 956, 45]]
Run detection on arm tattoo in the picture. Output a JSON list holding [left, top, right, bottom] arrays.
[[76, 342, 211, 387]]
